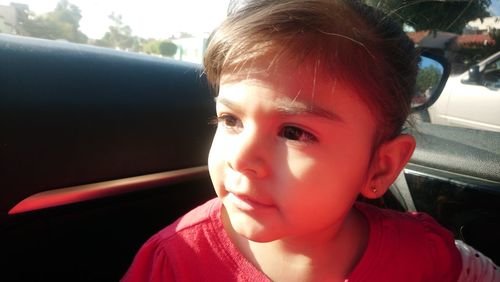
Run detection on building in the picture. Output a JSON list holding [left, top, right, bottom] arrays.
[[449, 34, 496, 49], [463, 16, 500, 34], [172, 35, 209, 64], [407, 16, 498, 74], [407, 16, 498, 52], [0, 3, 17, 34], [407, 30, 458, 53], [0, 3, 29, 35]]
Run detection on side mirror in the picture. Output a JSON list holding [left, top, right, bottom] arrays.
[[411, 51, 450, 111], [467, 65, 481, 84]]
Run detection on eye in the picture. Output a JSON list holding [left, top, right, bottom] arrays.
[[217, 114, 242, 131], [279, 126, 318, 143]]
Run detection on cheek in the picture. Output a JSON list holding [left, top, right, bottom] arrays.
[[283, 150, 317, 180], [277, 150, 330, 206], [336, 136, 374, 181], [208, 129, 226, 163], [208, 132, 225, 190], [328, 130, 374, 178], [279, 143, 371, 202]]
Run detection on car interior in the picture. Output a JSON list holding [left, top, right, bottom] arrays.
[[1, 33, 499, 281]]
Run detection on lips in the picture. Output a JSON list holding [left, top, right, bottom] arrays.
[[226, 192, 275, 212]]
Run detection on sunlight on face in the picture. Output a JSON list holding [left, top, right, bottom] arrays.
[[208, 63, 379, 242]]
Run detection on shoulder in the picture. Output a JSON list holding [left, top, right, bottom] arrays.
[[156, 197, 221, 241], [355, 201, 455, 241], [352, 202, 462, 282], [121, 198, 223, 281]]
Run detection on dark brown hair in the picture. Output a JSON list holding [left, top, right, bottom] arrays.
[[204, 0, 419, 140]]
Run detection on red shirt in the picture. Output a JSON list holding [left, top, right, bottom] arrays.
[[122, 198, 461, 281]]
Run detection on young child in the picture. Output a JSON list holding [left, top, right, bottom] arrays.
[[123, 1, 498, 281]]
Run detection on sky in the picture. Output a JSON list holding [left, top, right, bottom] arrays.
[[492, 0, 500, 16], [0, 0, 498, 39], [0, 0, 231, 39]]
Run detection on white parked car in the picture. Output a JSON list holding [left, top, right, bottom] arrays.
[[428, 51, 500, 132]]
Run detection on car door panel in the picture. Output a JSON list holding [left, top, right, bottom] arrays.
[[391, 123, 500, 264], [0, 35, 216, 281]]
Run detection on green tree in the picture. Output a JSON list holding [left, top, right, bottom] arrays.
[[158, 41, 177, 57], [21, 0, 87, 43], [142, 39, 161, 55], [365, 0, 491, 33], [96, 13, 141, 51], [416, 65, 441, 93], [141, 40, 178, 57]]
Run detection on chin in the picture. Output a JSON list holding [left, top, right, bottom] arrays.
[[222, 199, 286, 242], [229, 214, 283, 243]]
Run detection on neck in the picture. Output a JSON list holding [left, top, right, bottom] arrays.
[[222, 208, 369, 281]]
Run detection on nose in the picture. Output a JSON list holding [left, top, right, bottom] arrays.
[[227, 128, 269, 178]]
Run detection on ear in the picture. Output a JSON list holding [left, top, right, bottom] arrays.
[[361, 134, 416, 199]]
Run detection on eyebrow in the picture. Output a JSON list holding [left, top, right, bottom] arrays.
[[215, 96, 343, 122], [215, 97, 243, 113]]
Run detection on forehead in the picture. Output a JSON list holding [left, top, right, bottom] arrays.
[[218, 61, 377, 129], [220, 61, 356, 113]]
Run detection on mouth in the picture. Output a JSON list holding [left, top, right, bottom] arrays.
[[226, 192, 275, 212]]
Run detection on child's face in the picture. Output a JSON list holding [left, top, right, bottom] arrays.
[[208, 63, 379, 242]]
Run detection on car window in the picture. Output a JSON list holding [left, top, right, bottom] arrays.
[[0, 0, 230, 64], [1, 0, 499, 134], [1, 0, 497, 132], [484, 58, 500, 88], [391, 1, 499, 133], [485, 59, 500, 73]]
